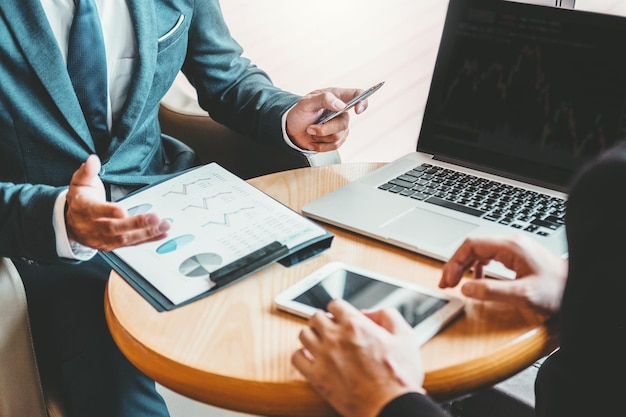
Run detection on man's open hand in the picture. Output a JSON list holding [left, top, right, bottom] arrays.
[[65, 155, 170, 251]]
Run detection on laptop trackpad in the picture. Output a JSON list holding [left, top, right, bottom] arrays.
[[380, 207, 478, 249]]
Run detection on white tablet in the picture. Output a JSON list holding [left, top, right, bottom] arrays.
[[275, 262, 464, 345]]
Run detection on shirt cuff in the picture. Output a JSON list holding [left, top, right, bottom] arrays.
[[282, 105, 318, 156], [53, 190, 98, 261]]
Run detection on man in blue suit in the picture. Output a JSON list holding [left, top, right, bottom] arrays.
[[0, 1, 369, 416]]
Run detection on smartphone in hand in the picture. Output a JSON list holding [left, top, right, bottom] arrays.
[[316, 81, 385, 124]]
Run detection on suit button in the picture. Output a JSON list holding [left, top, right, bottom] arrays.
[[20, 257, 38, 266], [99, 167, 106, 175]]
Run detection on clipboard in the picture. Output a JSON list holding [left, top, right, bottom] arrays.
[[101, 163, 334, 311]]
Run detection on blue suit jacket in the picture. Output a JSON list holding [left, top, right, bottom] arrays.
[[0, 0, 300, 263]]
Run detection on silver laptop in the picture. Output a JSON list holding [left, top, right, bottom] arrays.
[[304, 0, 626, 278]]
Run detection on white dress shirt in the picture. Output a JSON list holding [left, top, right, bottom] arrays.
[[41, 0, 136, 131], [42, 0, 135, 259]]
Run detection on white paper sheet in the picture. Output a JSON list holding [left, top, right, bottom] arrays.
[[112, 164, 327, 305]]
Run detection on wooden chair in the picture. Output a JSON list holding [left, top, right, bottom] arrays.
[[158, 102, 341, 180]]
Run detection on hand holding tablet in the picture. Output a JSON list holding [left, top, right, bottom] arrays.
[[275, 262, 464, 346]]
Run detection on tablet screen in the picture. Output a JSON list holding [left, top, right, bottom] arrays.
[[293, 268, 448, 328]]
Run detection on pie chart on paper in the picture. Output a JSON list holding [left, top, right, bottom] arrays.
[[178, 253, 223, 278], [156, 234, 195, 254]]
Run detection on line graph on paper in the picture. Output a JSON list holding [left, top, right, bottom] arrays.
[[111, 163, 328, 305], [181, 192, 233, 210], [153, 168, 262, 228], [200, 206, 256, 227]]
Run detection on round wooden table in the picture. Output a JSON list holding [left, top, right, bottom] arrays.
[[105, 163, 559, 417]]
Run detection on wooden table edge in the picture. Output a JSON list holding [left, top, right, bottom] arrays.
[[104, 287, 335, 417], [105, 279, 558, 414], [426, 320, 559, 401]]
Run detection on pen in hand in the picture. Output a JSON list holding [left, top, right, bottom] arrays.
[[316, 81, 385, 124]]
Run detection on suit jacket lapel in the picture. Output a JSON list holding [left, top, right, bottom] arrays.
[[113, 0, 158, 142], [0, 0, 94, 151]]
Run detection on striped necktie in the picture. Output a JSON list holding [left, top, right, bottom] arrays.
[[67, 0, 109, 154]]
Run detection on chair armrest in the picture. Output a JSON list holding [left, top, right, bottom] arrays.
[[0, 258, 48, 417], [0, 258, 69, 417], [159, 103, 315, 179]]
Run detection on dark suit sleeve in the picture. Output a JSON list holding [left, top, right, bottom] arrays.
[[378, 393, 450, 417], [0, 183, 65, 264], [534, 141, 626, 417], [182, 0, 301, 148]]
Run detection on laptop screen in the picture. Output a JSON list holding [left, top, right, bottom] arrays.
[[418, 0, 626, 191]]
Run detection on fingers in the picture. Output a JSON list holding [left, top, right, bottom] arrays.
[[305, 88, 365, 138], [98, 213, 170, 247], [305, 97, 351, 151], [305, 88, 367, 116], [332, 88, 369, 114], [325, 300, 410, 337], [440, 233, 565, 313], [439, 235, 520, 289], [306, 112, 350, 136], [66, 155, 171, 251], [461, 278, 521, 302], [303, 300, 361, 350], [325, 298, 360, 322], [67, 207, 171, 251], [297, 325, 322, 356], [287, 88, 367, 152], [304, 125, 349, 152], [439, 240, 481, 289], [363, 307, 412, 335], [315, 90, 350, 115], [291, 347, 314, 377], [294, 309, 333, 372]]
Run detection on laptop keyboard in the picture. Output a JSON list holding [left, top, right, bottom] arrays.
[[378, 163, 566, 237]]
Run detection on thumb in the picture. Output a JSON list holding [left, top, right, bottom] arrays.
[[364, 308, 411, 335], [72, 155, 102, 187], [461, 278, 524, 304], [305, 91, 346, 114]]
